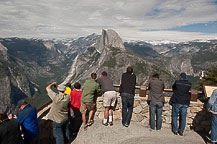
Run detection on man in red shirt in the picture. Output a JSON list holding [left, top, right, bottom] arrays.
[[69, 82, 82, 136]]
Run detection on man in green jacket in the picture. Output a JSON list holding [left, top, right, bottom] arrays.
[[80, 73, 101, 130]]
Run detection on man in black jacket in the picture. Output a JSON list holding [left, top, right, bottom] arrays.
[[119, 66, 136, 127], [170, 73, 192, 136], [0, 112, 23, 144]]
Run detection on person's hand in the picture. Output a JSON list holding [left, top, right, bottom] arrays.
[[8, 114, 13, 119], [8, 114, 17, 119]]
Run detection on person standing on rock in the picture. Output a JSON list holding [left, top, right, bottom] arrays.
[[97, 71, 117, 126], [169, 72, 192, 136], [148, 73, 165, 131], [207, 89, 217, 143], [80, 73, 102, 130], [46, 82, 70, 144], [119, 66, 136, 127]]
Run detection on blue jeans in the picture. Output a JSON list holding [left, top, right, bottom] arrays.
[[121, 92, 134, 125], [52, 120, 70, 144], [172, 103, 188, 133], [149, 101, 163, 130], [211, 113, 217, 142]]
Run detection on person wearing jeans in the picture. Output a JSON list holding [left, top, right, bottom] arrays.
[[148, 73, 165, 131], [46, 82, 70, 144], [172, 104, 188, 134], [52, 120, 70, 144], [121, 92, 134, 126], [119, 66, 136, 127], [149, 101, 164, 130], [207, 89, 217, 143], [170, 73, 192, 136]]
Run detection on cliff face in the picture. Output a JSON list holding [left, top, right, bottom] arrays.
[[63, 29, 174, 87]]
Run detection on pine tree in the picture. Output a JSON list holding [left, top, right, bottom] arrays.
[[195, 65, 217, 90]]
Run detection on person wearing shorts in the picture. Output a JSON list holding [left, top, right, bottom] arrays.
[[97, 71, 117, 126], [80, 73, 101, 130]]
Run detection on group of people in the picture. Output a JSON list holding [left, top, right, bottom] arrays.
[[0, 66, 217, 144]]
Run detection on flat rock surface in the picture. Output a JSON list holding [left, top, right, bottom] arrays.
[[72, 118, 205, 144]]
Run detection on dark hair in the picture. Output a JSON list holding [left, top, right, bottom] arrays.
[[91, 73, 97, 79], [65, 83, 71, 88], [74, 82, 81, 89], [127, 66, 133, 73], [0, 112, 8, 121], [152, 73, 159, 79], [101, 71, 107, 76]]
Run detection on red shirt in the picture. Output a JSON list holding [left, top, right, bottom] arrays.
[[70, 90, 82, 111]]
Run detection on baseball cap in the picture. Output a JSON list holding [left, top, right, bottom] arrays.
[[57, 84, 66, 91], [180, 72, 187, 79]]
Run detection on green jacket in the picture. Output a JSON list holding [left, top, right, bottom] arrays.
[[81, 79, 102, 103]]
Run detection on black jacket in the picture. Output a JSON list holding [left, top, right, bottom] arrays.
[[0, 119, 23, 144], [119, 72, 136, 95], [170, 79, 192, 105]]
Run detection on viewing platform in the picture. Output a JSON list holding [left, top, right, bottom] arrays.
[[35, 84, 209, 144]]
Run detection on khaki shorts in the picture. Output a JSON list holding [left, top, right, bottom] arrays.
[[103, 91, 117, 107], [80, 102, 96, 114]]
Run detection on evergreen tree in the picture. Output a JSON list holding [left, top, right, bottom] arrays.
[[195, 65, 217, 90]]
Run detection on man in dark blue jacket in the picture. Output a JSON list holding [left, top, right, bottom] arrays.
[[9, 100, 39, 144], [170, 73, 192, 136]]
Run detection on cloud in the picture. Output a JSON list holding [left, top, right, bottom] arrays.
[[0, 0, 217, 41]]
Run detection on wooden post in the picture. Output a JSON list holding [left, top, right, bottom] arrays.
[[140, 85, 147, 97], [190, 89, 198, 102]]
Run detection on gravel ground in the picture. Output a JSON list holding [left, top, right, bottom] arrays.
[[72, 118, 206, 144]]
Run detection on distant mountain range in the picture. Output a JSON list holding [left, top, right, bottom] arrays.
[[0, 30, 217, 111]]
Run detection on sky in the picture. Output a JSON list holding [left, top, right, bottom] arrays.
[[0, 0, 217, 42]]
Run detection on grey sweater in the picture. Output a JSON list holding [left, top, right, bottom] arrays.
[[148, 78, 165, 102]]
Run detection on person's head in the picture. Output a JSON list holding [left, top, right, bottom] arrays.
[[91, 73, 97, 80], [180, 72, 187, 79], [65, 83, 71, 88], [101, 71, 107, 77], [74, 82, 81, 89], [127, 66, 133, 73], [0, 112, 8, 123], [152, 73, 159, 79], [17, 99, 28, 110], [57, 84, 66, 93]]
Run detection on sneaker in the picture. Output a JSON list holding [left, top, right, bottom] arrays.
[[173, 132, 178, 135], [178, 131, 184, 136], [149, 128, 155, 131], [108, 121, 113, 126], [102, 121, 108, 126], [124, 124, 129, 127], [156, 129, 161, 132]]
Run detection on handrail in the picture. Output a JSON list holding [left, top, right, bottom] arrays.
[[37, 84, 203, 112], [113, 84, 203, 94], [37, 100, 52, 112]]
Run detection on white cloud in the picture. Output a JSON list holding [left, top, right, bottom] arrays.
[[0, 0, 217, 41]]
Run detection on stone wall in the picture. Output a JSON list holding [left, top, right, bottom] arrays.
[[95, 94, 211, 132]]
